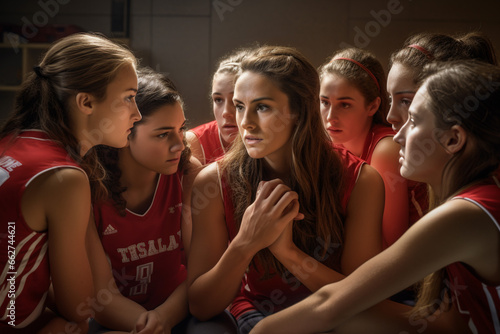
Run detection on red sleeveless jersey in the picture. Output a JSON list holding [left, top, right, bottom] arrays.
[[338, 124, 429, 246], [93, 171, 186, 310], [219, 147, 365, 319], [0, 130, 83, 328], [446, 178, 500, 334], [188, 120, 226, 164]]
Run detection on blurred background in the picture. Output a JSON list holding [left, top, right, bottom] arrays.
[[1, 0, 499, 128]]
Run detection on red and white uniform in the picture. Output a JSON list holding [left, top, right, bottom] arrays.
[[219, 148, 365, 319], [93, 171, 186, 310], [446, 178, 500, 334], [0, 130, 84, 328], [188, 120, 226, 164]]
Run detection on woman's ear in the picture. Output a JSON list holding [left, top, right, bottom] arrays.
[[443, 124, 468, 154], [367, 96, 381, 116], [75, 92, 95, 116]]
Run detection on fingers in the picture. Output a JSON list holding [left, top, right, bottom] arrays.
[[135, 313, 147, 332], [257, 179, 303, 221]]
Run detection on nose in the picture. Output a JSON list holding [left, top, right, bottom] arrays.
[[222, 99, 236, 120], [324, 104, 338, 124], [238, 107, 255, 131], [386, 104, 402, 132], [393, 117, 408, 146], [132, 101, 142, 122], [171, 131, 185, 153]]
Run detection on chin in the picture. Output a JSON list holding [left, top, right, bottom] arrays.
[[246, 150, 264, 159]]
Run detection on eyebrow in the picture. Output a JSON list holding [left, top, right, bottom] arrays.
[[153, 120, 186, 131], [233, 97, 274, 104], [394, 90, 415, 95], [126, 88, 138, 93]]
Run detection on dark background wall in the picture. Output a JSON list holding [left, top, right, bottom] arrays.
[[1, 0, 499, 128]]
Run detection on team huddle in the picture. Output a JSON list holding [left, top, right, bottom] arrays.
[[0, 31, 499, 334]]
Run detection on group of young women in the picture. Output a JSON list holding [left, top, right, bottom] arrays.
[[0, 30, 498, 334]]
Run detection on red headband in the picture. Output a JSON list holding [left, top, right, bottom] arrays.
[[332, 57, 380, 92], [407, 44, 433, 59]]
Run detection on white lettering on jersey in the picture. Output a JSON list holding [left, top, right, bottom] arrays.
[[116, 232, 181, 263]]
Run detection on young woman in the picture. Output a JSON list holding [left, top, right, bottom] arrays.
[[250, 60, 500, 334], [318, 48, 408, 248], [387, 32, 498, 218], [87, 67, 237, 334], [187, 46, 385, 334], [186, 47, 253, 164], [387, 32, 497, 132], [0, 33, 141, 332]]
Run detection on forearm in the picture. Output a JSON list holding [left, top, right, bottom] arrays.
[[273, 246, 345, 292], [250, 286, 337, 334], [189, 238, 255, 320], [94, 293, 147, 331], [154, 281, 189, 331]]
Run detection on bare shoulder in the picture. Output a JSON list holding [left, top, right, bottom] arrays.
[[187, 130, 205, 164], [193, 161, 219, 187], [371, 137, 401, 167], [22, 167, 89, 231], [397, 198, 499, 279], [355, 163, 384, 191], [186, 130, 199, 143]]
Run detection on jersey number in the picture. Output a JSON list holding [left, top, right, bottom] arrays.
[[129, 262, 154, 296]]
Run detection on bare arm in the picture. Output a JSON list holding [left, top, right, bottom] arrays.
[[370, 137, 410, 247], [268, 164, 384, 292], [187, 164, 303, 320], [86, 216, 148, 331], [41, 169, 94, 322], [181, 156, 203, 256], [186, 131, 205, 165], [251, 199, 499, 333]]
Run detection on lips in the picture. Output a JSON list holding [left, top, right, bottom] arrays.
[[166, 156, 181, 163], [244, 135, 262, 145], [398, 150, 405, 164]]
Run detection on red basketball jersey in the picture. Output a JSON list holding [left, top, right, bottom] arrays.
[[219, 147, 365, 319], [446, 178, 500, 334], [0, 130, 83, 328], [93, 171, 186, 310], [188, 120, 226, 164]]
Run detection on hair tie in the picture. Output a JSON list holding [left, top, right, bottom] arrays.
[[331, 57, 380, 92], [33, 66, 46, 79], [407, 44, 433, 59]]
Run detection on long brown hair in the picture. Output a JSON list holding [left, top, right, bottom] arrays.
[[318, 47, 389, 125], [0, 32, 137, 202], [412, 60, 500, 318], [220, 46, 347, 276]]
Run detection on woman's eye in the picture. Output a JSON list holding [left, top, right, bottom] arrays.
[[126, 95, 136, 102], [235, 104, 244, 112], [320, 100, 330, 107], [158, 132, 169, 138], [256, 104, 269, 112], [341, 103, 351, 109], [213, 97, 223, 104], [402, 99, 412, 107]]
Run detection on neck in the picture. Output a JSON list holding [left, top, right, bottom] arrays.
[[341, 121, 373, 157], [118, 148, 158, 191], [263, 152, 292, 185]]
